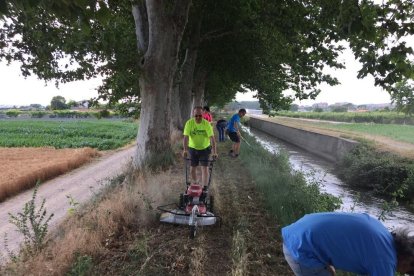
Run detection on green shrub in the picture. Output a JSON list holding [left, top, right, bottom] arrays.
[[68, 253, 94, 276], [338, 143, 414, 202], [8, 183, 54, 257], [6, 110, 20, 117], [30, 111, 47, 118]]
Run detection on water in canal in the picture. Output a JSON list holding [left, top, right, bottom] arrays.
[[244, 126, 414, 230]]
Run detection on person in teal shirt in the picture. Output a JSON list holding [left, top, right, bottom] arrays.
[[227, 108, 246, 158], [183, 106, 217, 186], [281, 212, 414, 276]]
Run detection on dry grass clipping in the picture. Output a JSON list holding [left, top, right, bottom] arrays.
[[0, 147, 99, 202], [3, 165, 178, 276]]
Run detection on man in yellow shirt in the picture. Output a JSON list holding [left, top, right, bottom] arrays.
[[183, 106, 217, 186]]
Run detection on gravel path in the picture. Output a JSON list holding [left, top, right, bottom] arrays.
[[0, 145, 136, 261]]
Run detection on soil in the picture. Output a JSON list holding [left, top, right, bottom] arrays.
[[0, 145, 136, 262]]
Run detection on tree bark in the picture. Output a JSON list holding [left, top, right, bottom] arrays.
[[178, 16, 202, 128], [192, 67, 207, 108], [132, 0, 191, 168]]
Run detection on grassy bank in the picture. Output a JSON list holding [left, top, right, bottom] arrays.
[[338, 142, 414, 204], [274, 111, 414, 125], [238, 130, 341, 225], [310, 122, 414, 145], [0, 120, 138, 150]]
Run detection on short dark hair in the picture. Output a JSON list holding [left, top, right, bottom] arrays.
[[203, 106, 210, 112], [393, 228, 414, 258], [239, 108, 246, 114], [193, 106, 203, 111]]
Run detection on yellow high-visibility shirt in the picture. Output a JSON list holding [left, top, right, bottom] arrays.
[[183, 118, 213, 150]]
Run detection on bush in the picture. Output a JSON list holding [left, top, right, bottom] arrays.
[[338, 143, 414, 202], [8, 183, 54, 257], [6, 110, 20, 117], [30, 111, 47, 118]]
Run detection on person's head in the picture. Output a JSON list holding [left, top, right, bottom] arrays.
[[238, 108, 246, 117], [203, 106, 210, 113], [193, 106, 203, 123], [393, 228, 414, 274]]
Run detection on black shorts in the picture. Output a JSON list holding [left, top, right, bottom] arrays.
[[189, 147, 211, 166], [228, 131, 240, 143]]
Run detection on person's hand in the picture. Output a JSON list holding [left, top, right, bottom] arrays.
[[182, 150, 188, 158], [327, 265, 336, 276]]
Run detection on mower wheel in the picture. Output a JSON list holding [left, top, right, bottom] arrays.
[[179, 193, 184, 209], [190, 225, 196, 239], [208, 195, 214, 212]]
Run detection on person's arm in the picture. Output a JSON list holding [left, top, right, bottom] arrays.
[[327, 265, 336, 276], [210, 135, 217, 158], [234, 120, 241, 137], [183, 135, 189, 158]]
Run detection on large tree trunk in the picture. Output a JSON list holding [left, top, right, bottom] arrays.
[[192, 68, 207, 108], [178, 20, 202, 127], [171, 77, 182, 131], [132, 0, 191, 168]]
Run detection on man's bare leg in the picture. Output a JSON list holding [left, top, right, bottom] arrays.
[[201, 165, 209, 186], [191, 166, 198, 183]]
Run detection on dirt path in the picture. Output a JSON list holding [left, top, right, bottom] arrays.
[[93, 141, 291, 275], [0, 145, 136, 261], [253, 115, 414, 159]]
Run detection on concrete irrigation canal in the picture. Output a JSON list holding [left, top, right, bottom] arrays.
[[247, 116, 414, 229]]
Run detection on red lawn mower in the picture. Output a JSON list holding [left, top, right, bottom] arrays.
[[157, 158, 219, 238]]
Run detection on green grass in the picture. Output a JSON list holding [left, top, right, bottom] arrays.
[[239, 130, 341, 225], [311, 122, 414, 144], [274, 111, 414, 125], [0, 120, 138, 150]]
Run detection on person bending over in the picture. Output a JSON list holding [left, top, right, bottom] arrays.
[[282, 212, 414, 276], [227, 108, 246, 158]]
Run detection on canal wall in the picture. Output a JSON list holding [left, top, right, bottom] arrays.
[[248, 117, 359, 163]]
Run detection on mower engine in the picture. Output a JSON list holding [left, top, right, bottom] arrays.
[[183, 184, 207, 214]]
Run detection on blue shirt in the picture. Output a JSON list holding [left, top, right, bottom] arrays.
[[281, 212, 397, 276], [227, 113, 240, 133]]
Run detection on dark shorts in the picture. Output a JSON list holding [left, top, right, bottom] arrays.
[[228, 131, 240, 143], [189, 147, 211, 166]]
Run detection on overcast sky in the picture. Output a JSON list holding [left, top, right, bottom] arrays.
[[0, 40, 411, 107], [236, 46, 392, 105]]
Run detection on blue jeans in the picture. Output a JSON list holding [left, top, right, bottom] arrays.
[[216, 125, 225, 142], [283, 244, 331, 276]]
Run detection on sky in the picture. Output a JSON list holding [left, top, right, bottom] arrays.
[[236, 46, 392, 105], [0, 40, 411, 107], [0, 62, 101, 107]]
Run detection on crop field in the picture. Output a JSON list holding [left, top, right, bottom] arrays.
[[311, 122, 414, 144], [275, 111, 414, 125], [0, 147, 99, 201], [0, 120, 138, 150]]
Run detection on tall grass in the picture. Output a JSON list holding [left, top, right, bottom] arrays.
[[0, 164, 177, 275], [0, 120, 138, 150], [238, 131, 341, 225]]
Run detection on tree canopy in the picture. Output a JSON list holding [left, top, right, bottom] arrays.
[[1, 0, 413, 167]]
